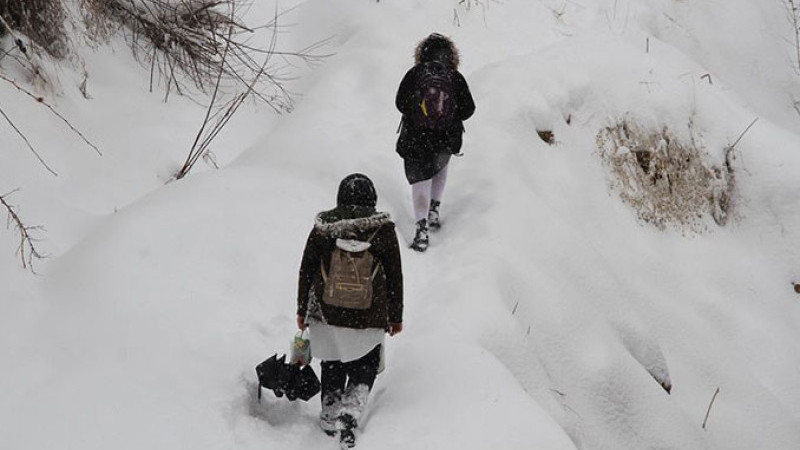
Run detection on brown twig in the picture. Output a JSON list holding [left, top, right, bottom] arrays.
[[727, 118, 759, 150], [0, 73, 102, 155], [0, 105, 58, 176], [702, 387, 720, 430], [0, 190, 47, 272], [174, 2, 315, 180], [176, 19, 234, 180]]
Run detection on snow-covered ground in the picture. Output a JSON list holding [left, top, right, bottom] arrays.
[[2, 0, 800, 449]]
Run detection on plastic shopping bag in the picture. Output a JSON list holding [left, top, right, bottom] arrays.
[[377, 343, 386, 374], [289, 329, 312, 366]]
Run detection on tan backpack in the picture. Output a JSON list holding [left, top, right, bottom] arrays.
[[320, 229, 381, 310]]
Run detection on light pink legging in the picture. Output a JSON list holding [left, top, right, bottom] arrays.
[[411, 164, 449, 222]]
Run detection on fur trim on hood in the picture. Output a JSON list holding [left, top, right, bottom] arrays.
[[314, 210, 392, 239], [414, 33, 460, 68]]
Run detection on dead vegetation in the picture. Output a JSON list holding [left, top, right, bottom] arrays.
[[80, 0, 331, 179], [597, 118, 736, 232], [537, 129, 555, 145], [81, 0, 329, 108], [1, 189, 46, 273], [1, 0, 330, 267], [0, 0, 69, 58], [2, 0, 329, 181], [84, 0, 262, 100], [3, 0, 329, 108]]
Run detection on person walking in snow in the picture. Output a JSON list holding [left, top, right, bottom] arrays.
[[297, 173, 404, 448], [395, 33, 475, 252]]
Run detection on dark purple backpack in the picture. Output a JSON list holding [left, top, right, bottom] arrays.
[[412, 61, 456, 130]]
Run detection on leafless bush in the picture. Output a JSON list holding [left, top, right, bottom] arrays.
[[81, 0, 331, 180], [85, 0, 245, 97], [82, 0, 328, 107], [175, 25, 244, 180], [2, 0, 328, 180], [1, 189, 46, 273], [0, 0, 69, 58], [597, 118, 735, 232], [0, 2, 66, 110]]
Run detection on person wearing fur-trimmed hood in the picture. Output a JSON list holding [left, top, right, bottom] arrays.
[[395, 33, 475, 251], [297, 173, 403, 447]]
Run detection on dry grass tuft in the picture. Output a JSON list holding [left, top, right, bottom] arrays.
[[597, 118, 735, 232]]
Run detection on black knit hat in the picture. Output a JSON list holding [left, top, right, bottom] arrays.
[[336, 173, 377, 207]]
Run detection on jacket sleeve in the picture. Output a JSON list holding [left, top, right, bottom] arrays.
[[379, 225, 404, 324], [454, 71, 475, 122], [395, 67, 418, 116], [297, 228, 321, 317]]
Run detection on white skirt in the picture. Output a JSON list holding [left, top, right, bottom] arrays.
[[308, 321, 385, 363]]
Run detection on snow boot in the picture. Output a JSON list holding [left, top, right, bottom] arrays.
[[428, 200, 441, 231], [338, 413, 357, 448], [410, 219, 429, 252], [339, 429, 356, 448], [320, 390, 341, 437]]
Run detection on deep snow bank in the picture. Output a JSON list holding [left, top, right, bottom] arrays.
[[2, 0, 800, 449]]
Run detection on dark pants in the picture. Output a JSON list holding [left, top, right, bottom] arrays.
[[320, 344, 381, 430]]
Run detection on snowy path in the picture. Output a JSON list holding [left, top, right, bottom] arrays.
[[3, 0, 800, 449]]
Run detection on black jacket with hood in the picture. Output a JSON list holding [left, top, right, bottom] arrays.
[[297, 175, 403, 330], [395, 34, 476, 162]]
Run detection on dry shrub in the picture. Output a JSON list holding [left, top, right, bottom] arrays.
[[80, 0, 330, 179], [82, 0, 240, 91], [597, 118, 734, 232], [0, 0, 69, 58], [81, 0, 118, 42], [80, 0, 318, 110]]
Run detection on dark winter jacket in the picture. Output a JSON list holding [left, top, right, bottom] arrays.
[[297, 206, 403, 330], [395, 34, 475, 161]]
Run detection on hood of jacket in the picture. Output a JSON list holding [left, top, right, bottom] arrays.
[[314, 206, 392, 239], [414, 33, 460, 68]]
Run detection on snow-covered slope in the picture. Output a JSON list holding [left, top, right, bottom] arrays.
[[2, 1, 800, 449]]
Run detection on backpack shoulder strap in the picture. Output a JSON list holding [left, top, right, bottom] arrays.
[[366, 225, 384, 281], [366, 225, 383, 243]]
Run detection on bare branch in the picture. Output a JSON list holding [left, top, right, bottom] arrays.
[[173, 1, 328, 180], [0, 190, 47, 273], [83, 0, 331, 111], [702, 387, 720, 430], [0, 105, 58, 176], [0, 73, 103, 155], [176, 19, 234, 180], [727, 117, 759, 150]]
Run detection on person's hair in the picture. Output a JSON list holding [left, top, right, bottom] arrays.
[[416, 33, 459, 68]]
